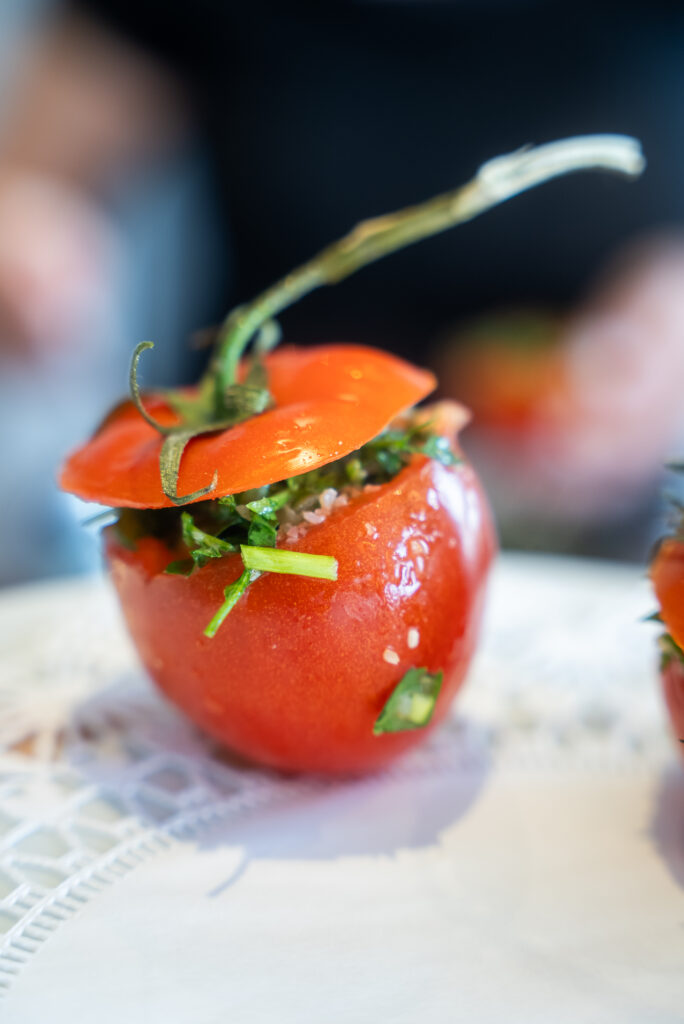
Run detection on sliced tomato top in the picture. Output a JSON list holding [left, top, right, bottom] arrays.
[[652, 536, 684, 652], [59, 344, 437, 508]]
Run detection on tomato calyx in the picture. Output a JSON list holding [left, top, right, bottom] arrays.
[[129, 340, 279, 505]]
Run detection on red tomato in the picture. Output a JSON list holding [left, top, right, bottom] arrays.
[[651, 538, 684, 653], [651, 536, 684, 753], [434, 312, 567, 433], [651, 537, 684, 750], [60, 345, 436, 509], [105, 453, 495, 775]]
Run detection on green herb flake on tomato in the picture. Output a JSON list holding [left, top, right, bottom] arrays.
[[374, 668, 444, 735]]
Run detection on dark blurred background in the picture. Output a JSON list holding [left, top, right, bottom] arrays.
[[1, 0, 684, 583]]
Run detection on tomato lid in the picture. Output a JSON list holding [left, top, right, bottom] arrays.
[[60, 344, 436, 508]]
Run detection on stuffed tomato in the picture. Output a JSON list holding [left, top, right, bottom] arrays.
[[59, 137, 643, 773], [62, 341, 494, 773]]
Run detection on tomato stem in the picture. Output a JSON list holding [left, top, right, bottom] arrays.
[[208, 135, 644, 396], [143, 135, 643, 504]]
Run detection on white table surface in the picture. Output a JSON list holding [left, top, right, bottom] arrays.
[[0, 553, 682, 1023]]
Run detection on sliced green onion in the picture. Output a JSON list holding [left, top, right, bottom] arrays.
[[203, 545, 337, 638], [204, 569, 260, 638], [240, 544, 338, 580]]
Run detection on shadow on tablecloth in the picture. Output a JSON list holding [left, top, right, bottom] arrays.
[[650, 761, 684, 890]]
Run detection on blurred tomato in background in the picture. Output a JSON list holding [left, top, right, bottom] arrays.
[[434, 236, 684, 557]]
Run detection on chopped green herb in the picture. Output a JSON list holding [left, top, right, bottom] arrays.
[[245, 490, 290, 516], [204, 569, 261, 638], [345, 457, 365, 486], [240, 545, 338, 580], [217, 493, 238, 512], [359, 422, 461, 478], [373, 668, 443, 735], [166, 511, 238, 574], [375, 448, 403, 477], [247, 513, 278, 549], [419, 434, 461, 467]]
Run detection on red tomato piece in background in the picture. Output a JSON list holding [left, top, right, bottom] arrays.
[[106, 454, 495, 775], [434, 311, 567, 434], [652, 538, 684, 653], [651, 537, 684, 748]]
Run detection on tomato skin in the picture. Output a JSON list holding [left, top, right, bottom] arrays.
[[105, 455, 495, 775]]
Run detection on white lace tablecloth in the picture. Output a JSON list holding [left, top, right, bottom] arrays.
[[0, 553, 682, 1023]]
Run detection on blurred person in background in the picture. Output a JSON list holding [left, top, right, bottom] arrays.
[[0, 1, 223, 582], [1, 0, 684, 582]]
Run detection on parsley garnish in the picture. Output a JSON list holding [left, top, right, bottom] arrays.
[[165, 512, 238, 575], [205, 569, 261, 638], [373, 668, 443, 735]]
